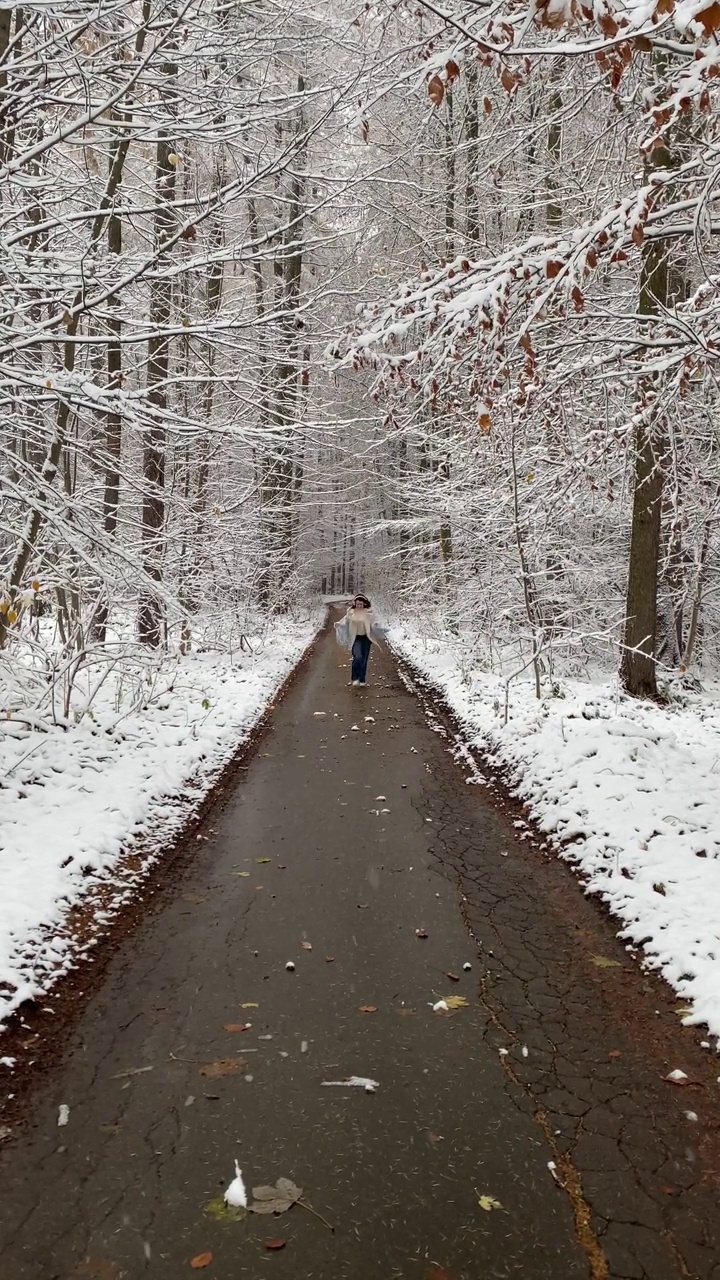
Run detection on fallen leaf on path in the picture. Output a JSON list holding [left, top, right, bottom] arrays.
[[664, 1069, 689, 1085], [183, 893, 207, 903], [74, 1258, 120, 1280], [358, 1005, 378, 1013], [205, 1195, 245, 1223], [250, 1179, 303, 1215], [477, 1194, 502, 1212], [608, 1049, 622, 1059], [58, 1104, 70, 1126], [357, 903, 368, 909], [325, 956, 335, 963], [240, 1002, 258, 1009], [590, 955, 622, 969], [415, 928, 428, 939], [265, 1238, 287, 1250], [256, 858, 271, 864], [233, 872, 250, 878], [223, 1023, 250, 1033], [111, 1065, 153, 1079], [199, 1058, 245, 1079], [426, 1131, 444, 1145], [300, 942, 313, 951], [427, 1267, 454, 1280], [444, 995, 468, 1009], [190, 1252, 213, 1269], [446, 972, 460, 982]]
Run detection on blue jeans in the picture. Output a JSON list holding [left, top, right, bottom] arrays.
[[351, 635, 371, 683]]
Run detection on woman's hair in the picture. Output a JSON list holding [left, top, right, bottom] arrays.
[[353, 594, 371, 608]]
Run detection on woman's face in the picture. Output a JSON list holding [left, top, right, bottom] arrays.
[[354, 598, 366, 610]]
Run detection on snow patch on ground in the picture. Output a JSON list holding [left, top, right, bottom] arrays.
[[0, 620, 319, 1031], [388, 622, 720, 1043]]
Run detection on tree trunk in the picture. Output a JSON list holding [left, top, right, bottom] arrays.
[[138, 118, 177, 646], [619, 148, 672, 697]]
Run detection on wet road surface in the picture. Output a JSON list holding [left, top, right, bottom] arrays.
[[1, 630, 720, 1280]]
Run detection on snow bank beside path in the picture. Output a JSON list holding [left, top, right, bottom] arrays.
[[0, 620, 319, 1030], [388, 623, 720, 1043]]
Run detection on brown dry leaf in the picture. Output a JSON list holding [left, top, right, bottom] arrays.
[[250, 1179, 303, 1215], [74, 1259, 120, 1280], [300, 942, 313, 951], [608, 1049, 622, 1059], [265, 1238, 287, 1251], [427, 1266, 455, 1280], [199, 1057, 245, 1079], [446, 972, 460, 982], [427, 73, 445, 107], [359, 1005, 378, 1013], [325, 956, 335, 963], [698, 0, 720, 32], [415, 928, 428, 939], [190, 1253, 213, 1270], [426, 1130, 444, 1146], [223, 1023, 250, 1033]]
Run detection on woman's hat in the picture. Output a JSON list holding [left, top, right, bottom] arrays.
[[353, 593, 371, 607]]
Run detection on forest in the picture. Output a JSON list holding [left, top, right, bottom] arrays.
[[2, 0, 719, 708]]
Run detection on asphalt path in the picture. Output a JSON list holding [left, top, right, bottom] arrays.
[[1, 627, 720, 1280]]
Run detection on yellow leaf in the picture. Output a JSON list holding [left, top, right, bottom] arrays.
[[444, 995, 468, 1009], [477, 1194, 502, 1211], [590, 955, 622, 969], [31, 579, 40, 591], [240, 1002, 258, 1009], [7, 608, 18, 623], [526, 472, 535, 482]]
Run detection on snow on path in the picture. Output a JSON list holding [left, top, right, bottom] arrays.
[[0, 621, 319, 1031], [388, 623, 720, 1043]]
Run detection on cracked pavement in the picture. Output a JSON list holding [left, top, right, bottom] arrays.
[[1, 629, 719, 1279]]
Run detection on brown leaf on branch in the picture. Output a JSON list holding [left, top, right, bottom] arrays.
[[697, 0, 720, 32], [428, 74, 444, 108], [546, 259, 564, 279]]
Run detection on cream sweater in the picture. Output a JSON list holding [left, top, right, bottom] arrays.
[[346, 606, 378, 645]]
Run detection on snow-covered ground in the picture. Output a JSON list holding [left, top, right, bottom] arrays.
[[388, 621, 720, 1043], [0, 619, 319, 1032]]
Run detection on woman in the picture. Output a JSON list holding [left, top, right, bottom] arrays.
[[344, 594, 378, 687]]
